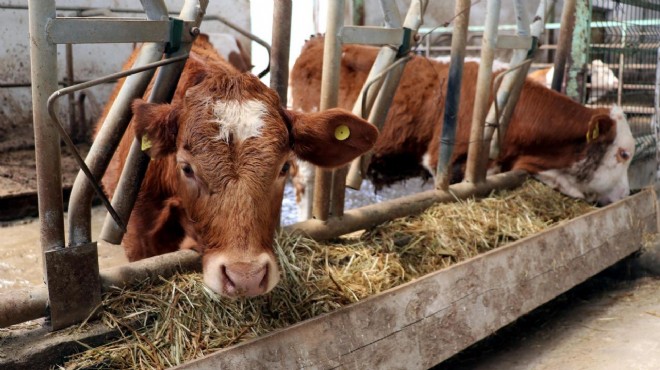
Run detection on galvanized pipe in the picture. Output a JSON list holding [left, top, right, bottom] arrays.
[[0, 169, 525, 329], [269, 0, 292, 104], [28, 0, 64, 277], [551, 0, 576, 92], [435, 0, 472, 190], [288, 170, 527, 241], [65, 43, 77, 142], [67, 1, 169, 247], [100, 0, 209, 245], [312, 0, 345, 221], [465, 0, 500, 184]]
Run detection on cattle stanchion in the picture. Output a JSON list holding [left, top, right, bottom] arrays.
[[99, 0, 209, 245], [435, 0, 472, 190], [565, 0, 590, 103], [312, 0, 345, 221], [269, 0, 292, 104], [551, 0, 576, 92], [465, 0, 501, 184]]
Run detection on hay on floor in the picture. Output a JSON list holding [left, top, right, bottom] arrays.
[[59, 179, 595, 369]]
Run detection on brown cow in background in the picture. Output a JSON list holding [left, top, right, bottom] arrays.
[[100, 35, 378, 298], [291, 36, 634, 206]]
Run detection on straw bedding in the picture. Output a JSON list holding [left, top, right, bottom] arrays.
[[58, 179, 595, 369]]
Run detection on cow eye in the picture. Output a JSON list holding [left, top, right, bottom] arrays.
[[618, 149, 630, 161], [280, 162, 291, 176], [181, 163, 195, 178]]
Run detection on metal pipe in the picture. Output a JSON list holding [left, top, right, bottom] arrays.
[[100, 0, 209, 244], [269, 0, 292, 105], [312, 0, 345, 221], [67, 1, 169, 247], [435, 0, 471, 190], [29, 0, 64, 277], [65, 43, 77, 142], [465, 0, 501, 184], [0, 249, 200, 328], [287, 170, 527, 241], [551, 0, 576, 92], [204, 15, 272, 78], [0, 168, 525, 328]]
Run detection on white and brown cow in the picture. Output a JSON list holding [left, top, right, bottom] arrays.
[[101, 36, 378, 298], [290, 36, 634, 206]]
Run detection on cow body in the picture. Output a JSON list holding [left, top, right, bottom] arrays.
[[100, 36, 378, 297], [290, 36, 634, 206]]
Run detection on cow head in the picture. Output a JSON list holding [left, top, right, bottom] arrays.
[[132, 57, 378, 298], [535, 106, 634, 205]]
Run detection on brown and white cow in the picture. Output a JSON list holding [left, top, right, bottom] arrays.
[[290, 36, 634, 206], [101, 36, 378, 298]]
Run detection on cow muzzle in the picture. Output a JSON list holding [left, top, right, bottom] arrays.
[[203, 252, 280, 298]]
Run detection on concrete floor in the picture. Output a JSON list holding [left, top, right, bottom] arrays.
[[436, 271, 660, 370]]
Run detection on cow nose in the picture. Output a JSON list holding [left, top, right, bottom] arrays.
[[220, 262, 269, 297]]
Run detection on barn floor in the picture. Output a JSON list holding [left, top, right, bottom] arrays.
[[436, 265, 660, 370]]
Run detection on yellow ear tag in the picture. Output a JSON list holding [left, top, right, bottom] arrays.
[[334, 125, 350, 141], [141, 135, 153, 152], [586, 125, 599, 143]]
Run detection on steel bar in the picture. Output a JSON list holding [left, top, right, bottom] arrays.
[[0, 249, 200, 329], [312, 0, 345, 221], [287, 170, 527, 241], [100, 0, 209, 245], [29, 0, 64, 274], [435, 0, 471, 190], [65, 43, 76, 142], [204, 15, 272, 78], [551, 0, 576, 92], [47, 18, 186, 44], [269, 0, 292, 105], [340, 26, 404, 45], [67, 0, 169, 247], [565, 0, 590, 103], [465, 0, 501, 184]]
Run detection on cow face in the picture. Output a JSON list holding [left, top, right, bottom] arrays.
[[132, 60, 377, 298], [535, 106, 634, 205]]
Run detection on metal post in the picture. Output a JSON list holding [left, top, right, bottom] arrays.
[[100, 0, 209, 244], [270, 0, 292, 105], [312, 0, 344, 221], [465, 0, 500, 184], [565, 0, 590, 103], [435, 0, 471, 190], [65, 43, 77, 141], [616, 24, 626, 107], [28, 0, 64, 274], [551, 0, 576, 92]]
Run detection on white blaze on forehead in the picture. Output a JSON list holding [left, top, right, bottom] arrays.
[[211, 99, 267, 142]]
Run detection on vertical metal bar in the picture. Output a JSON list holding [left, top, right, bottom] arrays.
[[68, 2, 170, 247], [353, 0, 365, 26], [565, 0, 590, 103], [435, 0, 471, 190], [270, 0, 292, 105], [312, 0, 344, 221], [465, 0, 500, 184], [100, 0, 209, 244], [551, 0, 576, 92], [65, 43, 77, 142], [28, 0, 64, 275], [617, 24, 626, 107]]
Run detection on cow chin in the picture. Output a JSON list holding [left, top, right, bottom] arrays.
[[202, 250, 280, 298]]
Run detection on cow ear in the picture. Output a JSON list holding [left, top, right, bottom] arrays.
[[586, 114, 615, 143], [288, 108, 378, 168], [132, 99, 180, 158]]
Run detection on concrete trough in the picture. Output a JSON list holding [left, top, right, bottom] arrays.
[[1, 188, 657, 369]]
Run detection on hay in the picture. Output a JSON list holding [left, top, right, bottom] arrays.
[[58, 179, 594, 369]]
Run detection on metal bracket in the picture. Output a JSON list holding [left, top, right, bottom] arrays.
[[45, 242, 101, 330], [397, 27, 412, 57], [166, 17, 184, 53]]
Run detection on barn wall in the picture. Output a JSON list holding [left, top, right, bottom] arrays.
[[0, 0, 250, 151]]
